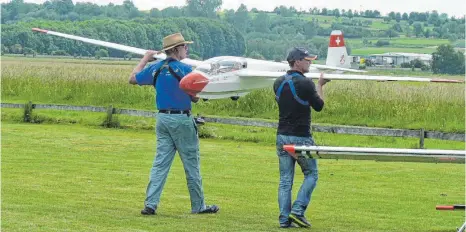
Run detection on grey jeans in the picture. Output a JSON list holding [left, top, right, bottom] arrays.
[[144, 113, 206, 213]]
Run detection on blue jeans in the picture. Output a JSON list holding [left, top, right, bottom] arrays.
[[144, 113, 206, 213], [276, 134, 318, 225]]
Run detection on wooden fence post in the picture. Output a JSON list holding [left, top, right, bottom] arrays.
[[102, 105, 120, 128], [102, 105, 114, 128], [419, 128, 425, 149], [23, 101, 33, 122], [107, 104, 114, 120]]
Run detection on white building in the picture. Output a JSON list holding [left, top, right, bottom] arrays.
[[368, 52, 433, 66]]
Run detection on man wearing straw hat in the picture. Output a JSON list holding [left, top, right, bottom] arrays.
[[129, 32, 219, 215]]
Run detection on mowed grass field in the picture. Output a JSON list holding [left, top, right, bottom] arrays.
[[1, 57, 464, 133], [2, 122, 465, 232]]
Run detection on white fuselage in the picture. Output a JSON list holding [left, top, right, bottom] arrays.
[[194, 56, 318, 99]]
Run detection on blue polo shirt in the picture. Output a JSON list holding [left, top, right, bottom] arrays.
[[136, 58, 193, 110]]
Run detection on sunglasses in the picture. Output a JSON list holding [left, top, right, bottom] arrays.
[[176, 44, 188, 51]]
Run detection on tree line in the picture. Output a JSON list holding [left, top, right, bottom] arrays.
[[3, 0, 463, 24], [1, 0, 465, 74], [2, 0, 464, 41], [1, 18, 246, 59]]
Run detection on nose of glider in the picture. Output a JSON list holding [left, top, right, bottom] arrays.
[[283, 144, 295, 154], [283, 144, 298, 159], [180, 72, 209, 96]]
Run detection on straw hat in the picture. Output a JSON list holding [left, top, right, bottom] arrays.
[[161, 33, 193, 51]]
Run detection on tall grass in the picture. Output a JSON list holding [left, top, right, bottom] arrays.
[[197, 81, 464, 132], [1, 58, 464, 132]]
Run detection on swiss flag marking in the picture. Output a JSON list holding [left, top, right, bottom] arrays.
[[329, 34, 345, 47]]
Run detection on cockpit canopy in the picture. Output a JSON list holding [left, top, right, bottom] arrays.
[[194, 56, 247, 75]]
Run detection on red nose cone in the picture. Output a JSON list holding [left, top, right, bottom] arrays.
[[283, 145, 296, 154], [283, 144, 298, 159], [180, 72, 209, 96]]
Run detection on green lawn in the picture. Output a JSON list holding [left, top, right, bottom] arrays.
[[2, 122, 465, 231]]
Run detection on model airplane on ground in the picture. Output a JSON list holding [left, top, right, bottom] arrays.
[[32, 28, 463, 100], [283, 144, 465, 163]]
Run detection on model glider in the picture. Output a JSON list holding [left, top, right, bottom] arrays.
[[32, 28, 464, 100], [283, 144, 466, 163]]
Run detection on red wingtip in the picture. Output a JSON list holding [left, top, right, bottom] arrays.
[[32, 28, 48, 33], [431, 79, 464, 83], [283, 145, 295, 154], [436, 205, 454, 210]]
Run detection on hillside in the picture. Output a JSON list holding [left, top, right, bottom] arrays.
[[1, 1, 464, 63]]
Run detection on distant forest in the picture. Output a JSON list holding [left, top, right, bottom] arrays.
[[1, 0, 465, 61]]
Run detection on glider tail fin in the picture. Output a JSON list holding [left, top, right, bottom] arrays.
[[325, 30, 350, 69]]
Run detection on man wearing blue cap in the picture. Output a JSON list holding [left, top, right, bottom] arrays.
[[273, 47, 330, 228]]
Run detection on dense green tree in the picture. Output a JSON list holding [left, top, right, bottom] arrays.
[[431, 44, 465, 75], [402, 13, 408, 20], [1, 18, 246, 59], [233, 4, 249, 33], [186, 0, 222, 18], [252, 12, 270, 33], [95, 48, 108, 59]]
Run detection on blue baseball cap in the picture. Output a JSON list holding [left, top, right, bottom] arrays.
[[286, 47, 317, 61]]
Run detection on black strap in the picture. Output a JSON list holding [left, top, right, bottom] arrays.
[[153, 58, 182, 86]]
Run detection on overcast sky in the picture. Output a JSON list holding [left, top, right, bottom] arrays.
[[2, 0, 465, 17]]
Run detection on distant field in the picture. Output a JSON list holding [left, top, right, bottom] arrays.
[[303, 14, 338, 28], [346, 37, 451, 47], [298, 14, 455, 53], [301, 14, 429, 31], [383, 38, 450, 45], [351, 47, 437, 55], [346, 38, 459, 55], [367, 20, 392, 30], [302, 14, 390, 30]]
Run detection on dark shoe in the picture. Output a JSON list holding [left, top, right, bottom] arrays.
[[197, 205, 219, 214], [280, 223, 299, 228], [289, 213, 311, 228], [141, 206, 156, 215]]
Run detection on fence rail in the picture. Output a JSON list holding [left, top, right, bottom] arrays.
[[2, 102, 464, 143]]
